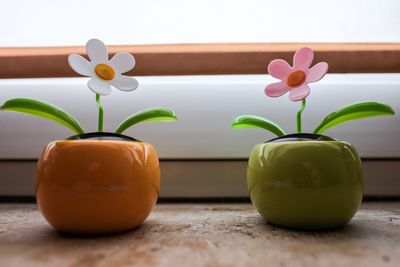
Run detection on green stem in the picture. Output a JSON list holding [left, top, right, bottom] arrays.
[[296, 99, 306, 133], [96, 94, 104, 132]]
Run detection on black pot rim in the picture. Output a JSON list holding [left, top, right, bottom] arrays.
[[266, 133, 336, 143], [67, 132, 141, 142]]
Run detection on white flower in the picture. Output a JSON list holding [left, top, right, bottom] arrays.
[[68, 39, 139, 95]]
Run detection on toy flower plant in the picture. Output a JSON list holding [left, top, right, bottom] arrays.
[[232, 47, 395, 230], [1, 39, 177, 235]]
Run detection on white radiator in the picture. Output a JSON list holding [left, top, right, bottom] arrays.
[[0, 74, 399, 197]]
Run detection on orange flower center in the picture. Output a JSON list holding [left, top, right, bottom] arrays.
[[95, 63, 115, 81], [286, 70, 305, 87]]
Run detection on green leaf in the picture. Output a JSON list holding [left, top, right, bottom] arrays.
[[313, 101, 395, 134], [232, 115, 286, 137], [1, 98, 85, 134], [115, 107, 177, 134]]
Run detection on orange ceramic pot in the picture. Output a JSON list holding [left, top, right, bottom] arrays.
[[36, 133, 160, 235]]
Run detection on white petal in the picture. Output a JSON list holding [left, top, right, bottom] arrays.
[[86, 39, 108, 63], [111, 75, 139, 91], [68, 54, 93, 76], [87, 78, 111, 95], [109, 52, 135, 73]]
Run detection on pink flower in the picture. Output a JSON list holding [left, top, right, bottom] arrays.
[[265, 47, 329, 101]]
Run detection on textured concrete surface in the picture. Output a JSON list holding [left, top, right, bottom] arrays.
[[0, 202, 399, 267]]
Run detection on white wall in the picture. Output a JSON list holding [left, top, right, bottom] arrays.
[[0, 0, 399, 46], [0, 74, 399, 159]]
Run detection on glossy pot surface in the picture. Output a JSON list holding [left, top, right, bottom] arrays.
[[247, 139, 363, 230], [36, 139, 160, 235]]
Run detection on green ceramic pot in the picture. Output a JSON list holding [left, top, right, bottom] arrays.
[[247, 133, 363, 230]]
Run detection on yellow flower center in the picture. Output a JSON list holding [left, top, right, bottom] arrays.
[[286, 70, 305, 87], [94, 64, 115, 81]]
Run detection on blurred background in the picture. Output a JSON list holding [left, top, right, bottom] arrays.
[[0, 0, 399, 198]]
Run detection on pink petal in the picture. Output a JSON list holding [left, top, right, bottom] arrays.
[[293, 47, 314, 71], [306, 62, 329, 83], [264, 81, 290, 98], [268, 59, 292, 79], [289, 84, 310, 101]]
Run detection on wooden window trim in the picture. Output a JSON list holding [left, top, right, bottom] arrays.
[[0, 43, 399, 78]]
